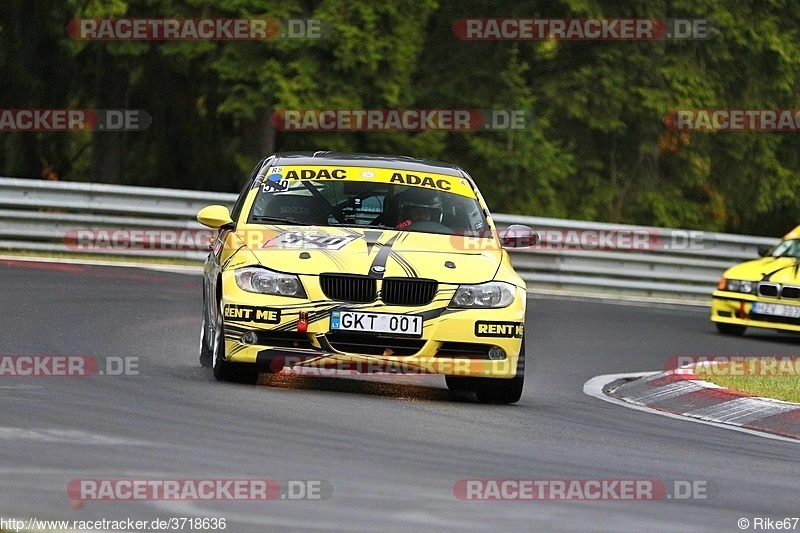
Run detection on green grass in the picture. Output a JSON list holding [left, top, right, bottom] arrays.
[[695, 361, 800, 403]]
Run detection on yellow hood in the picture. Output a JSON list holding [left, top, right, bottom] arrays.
[[725, 256, 800, 283], [234, 226, 503, 284]]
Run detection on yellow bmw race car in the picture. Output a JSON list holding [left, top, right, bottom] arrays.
[[712, 225, 800, 336], [196, 152, 536, 403]]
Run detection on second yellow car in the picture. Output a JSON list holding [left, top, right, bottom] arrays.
[[712, 225, 800, 336]]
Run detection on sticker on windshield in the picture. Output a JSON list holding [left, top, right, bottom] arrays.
[[262, 172, 289, 192], [263, 231, 360, 250]]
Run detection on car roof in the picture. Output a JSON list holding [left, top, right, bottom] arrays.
[[269, 152, 470, 181], [782, 225, 800, 240]]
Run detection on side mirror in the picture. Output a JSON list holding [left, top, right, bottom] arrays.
[[499, 224, 539, 248], [757, 245, 771, 257], [197, 205, 234, 229]]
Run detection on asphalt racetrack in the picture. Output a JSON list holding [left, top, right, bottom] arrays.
[[0, 260, 798, 532]]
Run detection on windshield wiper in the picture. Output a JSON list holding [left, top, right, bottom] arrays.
[[251, 216, 311, 225], [340, 223, 396, 230]]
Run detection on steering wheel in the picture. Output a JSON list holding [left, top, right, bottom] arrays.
[[402, 220, 453, 234]]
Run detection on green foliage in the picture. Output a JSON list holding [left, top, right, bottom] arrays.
[[4, 0, 800, 233]]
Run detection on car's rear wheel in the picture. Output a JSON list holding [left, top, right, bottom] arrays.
[[473, 338, 525, 405], [212, 302, 260, 384], [716, 322, 746, 336]]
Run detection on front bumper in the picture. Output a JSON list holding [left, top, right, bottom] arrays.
[[220, 280, 526, 378], [711, 291, 800, 333]]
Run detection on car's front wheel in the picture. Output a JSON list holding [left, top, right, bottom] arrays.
[[445, 375, 478, 392], [211, 302, 260, 384], [199, 312, 213, 368], [716, 322, 746, 336], [473, 339, 525, 405]]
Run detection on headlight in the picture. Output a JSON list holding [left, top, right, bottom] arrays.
[[449, 281, 515, 308], [235, 267, 306, 298], [723, 279, 756, 294]]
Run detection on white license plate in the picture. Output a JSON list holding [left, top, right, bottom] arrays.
[[330, 311, 423, 336], [752, 302, 800, 318]]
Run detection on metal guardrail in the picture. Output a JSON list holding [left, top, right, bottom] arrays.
[[0, 177, 779, 300], [490, 214, 777, 299], [0, 178, 235, 261]]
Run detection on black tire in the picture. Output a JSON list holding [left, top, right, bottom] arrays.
[[199, 313, 213, 368], [445, 375, 478, 392], [716, 322, 746, 336], [211, 302, 260, 385], [213, 357, 259, 384], [474, 338, 525, 405]]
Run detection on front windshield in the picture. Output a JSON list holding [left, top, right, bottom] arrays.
[[769, 239, 800, 258], [247, 165, 490, 236]]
